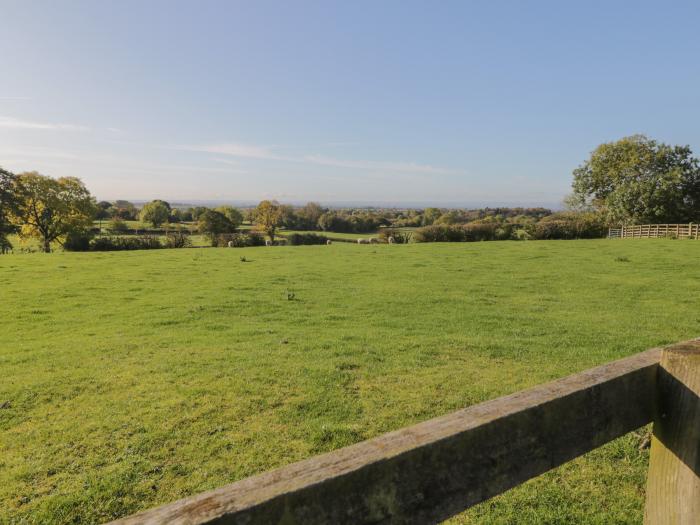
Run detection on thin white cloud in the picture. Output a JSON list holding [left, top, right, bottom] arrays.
[[0, 146, 83, 160], [120, 163, 247, 175], [303, 154, 454, 174], [185, 142, 285, 160], [0, 115, 89, 131], [0, 146, 247, 176], [184, 141, 454, 175]]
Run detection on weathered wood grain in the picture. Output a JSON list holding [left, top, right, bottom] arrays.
[[109, 347, 664, 525], [644, 340, 700, 524]]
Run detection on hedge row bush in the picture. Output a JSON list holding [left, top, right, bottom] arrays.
[[414, 213, 607, 243], [414, 223, 514, 242], [529, 212, 607, 240], [378, 228, 413, 244], [63, 231, 93, 251], [163, 231, 192, 249], [215, 232, 266, 247], [286, 233, 329, 245], [90, 235, 164, 251]]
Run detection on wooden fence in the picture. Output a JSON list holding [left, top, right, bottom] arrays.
[[109, 340, 700, 525], [608, 223, 700, 239]]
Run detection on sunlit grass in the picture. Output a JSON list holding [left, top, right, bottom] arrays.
[[1, 239, 699, 523]]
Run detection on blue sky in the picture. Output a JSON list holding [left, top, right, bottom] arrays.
[[2, 1, 700, 206]]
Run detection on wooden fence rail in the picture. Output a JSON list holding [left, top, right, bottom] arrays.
[[609, 223, 700, 239], [109, 340, 700, 525]]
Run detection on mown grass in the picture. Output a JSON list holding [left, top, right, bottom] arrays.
[[1, 239, 699, 524]]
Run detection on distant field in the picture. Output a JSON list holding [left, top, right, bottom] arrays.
[[277, 227, 419, 241], [93, 220, 199, 233], [9, 226, 378, 252], [278, 229, 376, 240], [1, 240, 700, 523]]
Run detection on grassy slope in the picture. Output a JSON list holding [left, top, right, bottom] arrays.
[[1, 240, 699, 523]]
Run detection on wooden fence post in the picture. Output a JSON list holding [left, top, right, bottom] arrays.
[[644, 340, 700, 524]]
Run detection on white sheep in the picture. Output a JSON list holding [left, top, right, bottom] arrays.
[[388, 236, 395, 244], [357, 238, 370, 244], [265, 239, 272, 246], [227, 241, 235, 248], [326, 239, 332, 245]]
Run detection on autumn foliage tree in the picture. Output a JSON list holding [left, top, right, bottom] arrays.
[[254, 200, 283, 241], [12, 172, 96, 252]]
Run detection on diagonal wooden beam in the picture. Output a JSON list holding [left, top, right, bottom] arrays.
[[109, 345, 668, 525]]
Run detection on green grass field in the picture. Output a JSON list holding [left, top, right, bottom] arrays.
[[1, 239, 699, 523], [278, 229, 376, 241], [277, 227, 417, 242], [93, 220, 200, 231]]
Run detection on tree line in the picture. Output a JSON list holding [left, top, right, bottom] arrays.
[[1, 134, 699, 252]]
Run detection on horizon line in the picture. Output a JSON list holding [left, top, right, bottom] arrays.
[[96, 198, 564, 210]]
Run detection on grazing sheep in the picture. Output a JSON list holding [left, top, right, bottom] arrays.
[[227, 241, 234, 248], [265, 239, 272, 246], [388, 236, 395, 244], [357, 238, 370, 244], [326, 239, 332, 245]]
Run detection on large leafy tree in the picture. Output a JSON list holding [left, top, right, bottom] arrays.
[[297, 201, 325, 230], [278, 204, 297, 229], [0, 167, 19, 253], [140, 199, 171, 228], [95, 200, 112, 220], [12, 172, 96, 253], [214, 206, 244, 229], [571, 135, 700, 225], [317, 211, 339, 232], [254, 200, 283, 241], [198, 209, 236, 246], [113, 200, 138, 220]]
